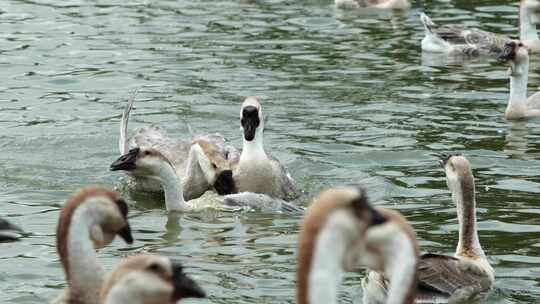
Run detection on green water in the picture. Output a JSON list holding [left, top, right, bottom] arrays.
[[1, 0, 539, 303]]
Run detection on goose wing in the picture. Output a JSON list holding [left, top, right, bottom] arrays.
[[418, 253, 489, 296], [268, 155, 299, 199]]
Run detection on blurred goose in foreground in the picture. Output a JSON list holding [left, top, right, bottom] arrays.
[[421, 1, 540, 56], [499, 41, 540, 119], [100, 254, 206, 304], [232, 97, 298, 200], [363, 154, 494, 303], [52, 186, 134, 304], [335, 0, 410, 9], [111, 147, 301, 213], [118, 94, 236, 199], [296, 187, 418, 304], [0, 218, 22, 242]]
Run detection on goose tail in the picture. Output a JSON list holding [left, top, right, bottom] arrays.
[[119, 89, 138, 155]]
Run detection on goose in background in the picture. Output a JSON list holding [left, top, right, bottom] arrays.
[[52, 186, 134, 304], [118, 93, 236, 199], [363, 154, 494, 303], [335, 0, 410, 10], [111, 147, 302, 213], [421, 1, 540, 56], [499, 41, 540, 119], [100, 254, 205, 304], [0, 218, 22, 242], [296, 186, 418, 304], [232, 97, 298, 200]]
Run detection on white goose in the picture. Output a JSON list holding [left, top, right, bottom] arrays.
[[296, 186, 418, 304], [232, 97, 298, 200], [499, 41, 540, 119], [111, 146, 301, 213], [0, 218, 22, 242], [118, 94, 236, 199], [51, 186, 134, 304], [100, 254, 206, 304], [335, 0, 410, 10], [421, 1, 540, 56], [363, 154, 494, 303]]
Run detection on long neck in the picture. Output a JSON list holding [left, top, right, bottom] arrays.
[[508, 57, 529, 116], [182, 147, 208, 201], [157, 162, 189, 212], [384, 232, 417, 304], [520, 4, 538, 42], [67, 206, 106, 304], [240, 127, 267, 162], [453, 175, 483, 257]]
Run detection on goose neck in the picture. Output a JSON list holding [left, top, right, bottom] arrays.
[[241, 130, 267, 162], [156, 161, 188, 212], [507, 58, 529, 117], [452, 175, 483, 257], [66, 205, 106, 304]]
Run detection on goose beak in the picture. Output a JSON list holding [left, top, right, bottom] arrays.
[[241, 106, 260, 142], [0, 219, 23, 242], [118, 223, 134, 244], [171, 262, 206, 301], [438, 154, 450, 169], [110, 148, 139, 171], [213, 170, 237, 195]]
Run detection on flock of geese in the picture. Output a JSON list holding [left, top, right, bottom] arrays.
[[1, 1, 539, 304]]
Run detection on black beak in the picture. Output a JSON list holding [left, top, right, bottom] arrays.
[[213, 170, 237, 195], [110, 148, 139, 171], [437, 153, 458, 169], [241, 106, 260, 142], [367, 205, 387, 227], [118, 223, 134, 244], [0, 218, 23, 242], [498, 41, 517, 61], [171, 262, 206, 301]]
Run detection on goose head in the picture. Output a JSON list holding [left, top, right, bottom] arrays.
[[499, 41, 529, 76], [101, 255, 206, 304], [56, 187, 133, 279], [296, 186, 387, 304], [110, 147, 173, 180], [0, 218, 22, 242], [240, 97, 264, 142], [439, 154, 474, 204], [193, 140, 237, 195]]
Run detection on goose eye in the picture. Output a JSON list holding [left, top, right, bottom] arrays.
[[148, 263, 162, 273], [212, 163, 217, 169], [518, 42, 524, 47], [144, 151, 151, 156]]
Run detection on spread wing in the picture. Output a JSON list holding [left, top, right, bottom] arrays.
[[418, 253, 490, 296]]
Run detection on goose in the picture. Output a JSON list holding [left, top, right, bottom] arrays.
[[118, 94, 237, 199], [51, 186, 134, 304], [0, 218, 22, 242], [100, 254, 206, 304], [232, 97, 298, 200], [363, 154, 494, 303], [111, 146, 302, 213], [499, 41, 540, 119], [335, 0, 410, 10], [296, 186, 418, 304], [421, 1, 540, 56]]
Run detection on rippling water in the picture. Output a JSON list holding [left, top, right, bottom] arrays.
[[1, 0, 540, 303]]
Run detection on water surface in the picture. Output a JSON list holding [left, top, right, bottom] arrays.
[[1, 0, 540, 303]]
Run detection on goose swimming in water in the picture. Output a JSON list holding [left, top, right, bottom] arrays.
[[232, 97, 298, 200], [335, 0, 410, 9], [118, 94, 236, 199], [499, 41, 540, 119], [51, 186, 134, 304], [363, 154, 494, 303], [111, 147, 302, 213], [296, 186, 418, 304], [0, 218, 22, 242], [100, 254, 206, 304], [421, 1, 540, 56]]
